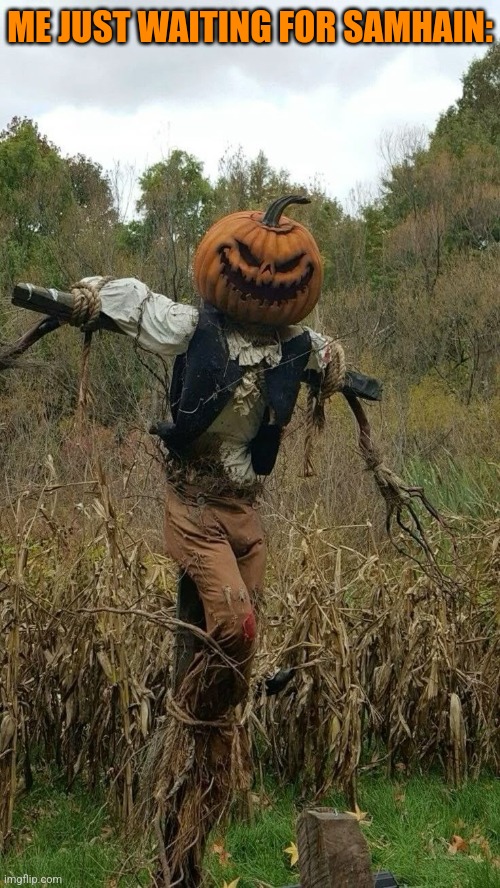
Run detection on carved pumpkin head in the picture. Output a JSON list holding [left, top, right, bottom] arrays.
[[193, 194, 323, 326]]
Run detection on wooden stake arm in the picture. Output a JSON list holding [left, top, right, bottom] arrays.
[[11, 284, 121, 333]]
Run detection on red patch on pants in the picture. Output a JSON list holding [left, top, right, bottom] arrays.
[[242, 610, 256, 642]]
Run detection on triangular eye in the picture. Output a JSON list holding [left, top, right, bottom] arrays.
[[276, 252, 305, 273], [236, 239, 260, 267]]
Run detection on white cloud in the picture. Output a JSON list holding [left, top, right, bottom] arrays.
[[0, 2, 490, 208]]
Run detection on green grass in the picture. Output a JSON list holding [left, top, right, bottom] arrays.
[[348, 774, 500, 888], [405, 454, 499, 518], [2, 772, 500, 887], [1, 771, 138, 887], [208, 774, 500, 888]]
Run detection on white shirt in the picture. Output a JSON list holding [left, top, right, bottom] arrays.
[[81, 277, 333, 484]]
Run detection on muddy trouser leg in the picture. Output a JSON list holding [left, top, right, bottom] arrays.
[[164, 485, 266, 720]]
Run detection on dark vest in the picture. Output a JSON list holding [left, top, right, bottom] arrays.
[[153, 304, 312, 476]]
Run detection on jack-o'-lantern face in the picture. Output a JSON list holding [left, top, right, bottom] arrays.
[[193, 195, 323, 326]]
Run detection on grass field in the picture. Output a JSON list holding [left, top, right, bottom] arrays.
[[2, 771, 499, 887]]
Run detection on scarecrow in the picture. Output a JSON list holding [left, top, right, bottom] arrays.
[[3, 194, 436, 887]]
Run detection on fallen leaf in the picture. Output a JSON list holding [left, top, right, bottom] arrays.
[[393, 787, 406, 806], [469, 833, 500, 868], [448, 834, 468, 855], [470, 833, 491, 858], [222, 880, 240, 888], [250, 791, 273, 809], [284, 841, 299, 867], [212, 841, 231, 866], [344, 803, 369, 823]]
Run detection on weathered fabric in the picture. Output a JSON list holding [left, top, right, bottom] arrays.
[[80, 276, 198, 357], [164, 483, 266, 719]]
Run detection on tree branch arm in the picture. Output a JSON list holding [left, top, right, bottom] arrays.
[[0, 316, 60, 372]]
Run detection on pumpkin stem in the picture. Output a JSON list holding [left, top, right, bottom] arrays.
[[261, 194, 310, 227]]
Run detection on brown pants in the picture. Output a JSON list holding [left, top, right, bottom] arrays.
[[164, 484, 266, 716]]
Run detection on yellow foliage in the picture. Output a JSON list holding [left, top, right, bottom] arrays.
[[406, 374, 465, 438], [284, 842, 299, 867]]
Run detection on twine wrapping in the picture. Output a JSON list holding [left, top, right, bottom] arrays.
[[70, 277, 112, 331], [139, 669, 251, 887], [71, 278, 112, 428]]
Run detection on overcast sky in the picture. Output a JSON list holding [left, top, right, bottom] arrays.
[[1, 1, 493, 211]]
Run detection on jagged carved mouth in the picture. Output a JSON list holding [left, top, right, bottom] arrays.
[[219, 247, 314, 305]]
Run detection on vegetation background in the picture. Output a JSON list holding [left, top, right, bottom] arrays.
[[0, 44, 499, 887]]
